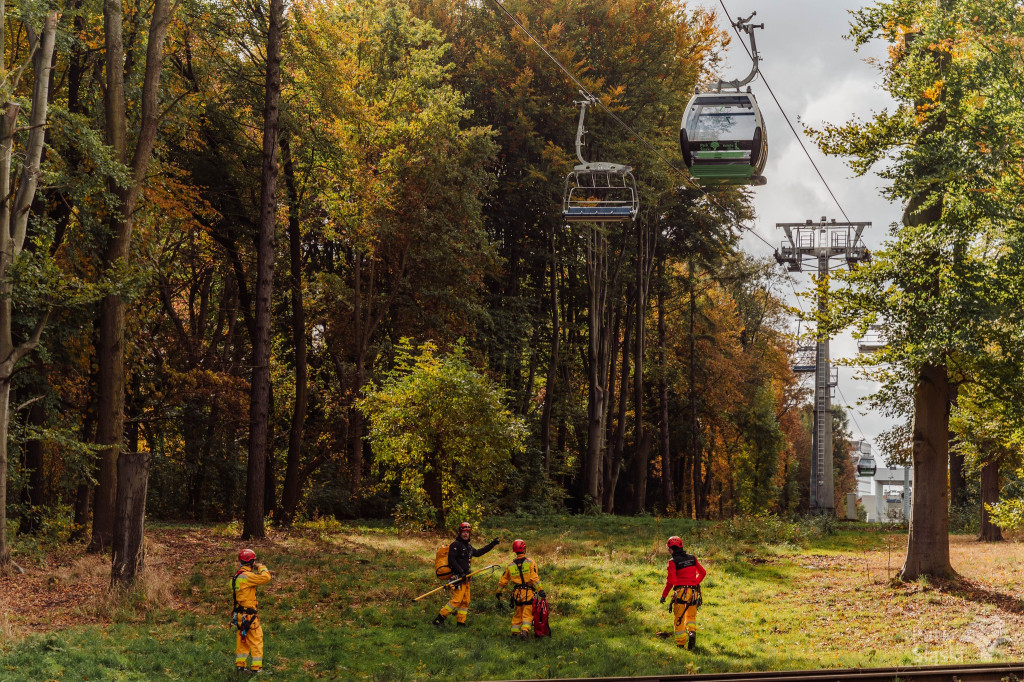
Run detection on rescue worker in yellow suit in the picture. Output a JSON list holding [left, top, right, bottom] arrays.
[[432, 522, 499, 628], [495, 539, 546, 639], [232, 549, 272, 675]]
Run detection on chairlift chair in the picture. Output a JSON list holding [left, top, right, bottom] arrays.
[[562, 96, 639, 223], [679, 14, 768, 186]]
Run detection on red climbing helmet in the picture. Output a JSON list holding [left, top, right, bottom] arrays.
[[666, 536, 683, 550], [513, 539, 526, 553], [238, 548, 257, 563], [458, 522, 472, 534]]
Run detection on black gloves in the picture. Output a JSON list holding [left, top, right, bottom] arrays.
[[492, 538, 500, 545], [660, 596, 666, 604], [538, 590, 547, 600], [495, 593, 503, 602]]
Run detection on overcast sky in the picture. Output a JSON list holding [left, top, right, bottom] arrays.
[[689, 0, 902, 453]]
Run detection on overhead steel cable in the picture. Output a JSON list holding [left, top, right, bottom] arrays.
[[718, 0, 853, 224], [836, 385, 868, 440], [483, 0, 808, 315], [484, 0, 690, 180]]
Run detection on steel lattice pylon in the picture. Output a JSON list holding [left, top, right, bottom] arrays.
[[775, 218, 871, 514]]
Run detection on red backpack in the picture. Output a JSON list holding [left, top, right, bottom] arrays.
[[532, 595, 550, 637]]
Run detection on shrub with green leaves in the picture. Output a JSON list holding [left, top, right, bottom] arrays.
[[359, 340, 526, 529]]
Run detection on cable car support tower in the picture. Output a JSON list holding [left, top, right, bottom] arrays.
[[775, 218, 871, 514]]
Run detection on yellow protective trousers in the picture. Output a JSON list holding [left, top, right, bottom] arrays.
[[672, 585, 698, 648], [439, 581, 471, 623], [510, 590, 535, 635], [234, 616, 264, 670]]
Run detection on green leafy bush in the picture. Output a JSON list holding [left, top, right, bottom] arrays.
[[359, 339, 526, 529]]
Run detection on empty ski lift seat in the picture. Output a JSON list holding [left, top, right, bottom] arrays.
[[563, 162, 639, 223]]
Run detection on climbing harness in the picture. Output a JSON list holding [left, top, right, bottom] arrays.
[[509, 560, 534, 608], [670, 584, 703, 628], [231, 568, 259, 642]]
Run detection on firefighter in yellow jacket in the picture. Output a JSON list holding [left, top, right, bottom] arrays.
[[231, 549, 272, 674], [495, 539, 545, 639]]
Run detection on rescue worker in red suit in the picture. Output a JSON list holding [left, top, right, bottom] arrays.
[[495, 539, 546, 639], [659, 536, 706, 650], [232, 549, 272, 674], [432, 522, 499, 627]]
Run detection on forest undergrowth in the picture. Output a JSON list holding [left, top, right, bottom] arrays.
[[0, 517, 1022, 680]]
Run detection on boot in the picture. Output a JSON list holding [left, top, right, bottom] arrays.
[[687, 631, 696, 651], [519, 630, 530, 641], [456, 621, 467, 628], [432, 614, 446, 628]]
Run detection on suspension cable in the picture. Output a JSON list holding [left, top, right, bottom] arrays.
[[718, 0, 853, 224], [483, 0, 808, 315]]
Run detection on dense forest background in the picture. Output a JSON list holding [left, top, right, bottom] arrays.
[[0, 0, 856, 555], [8, 0, 1024, 588]]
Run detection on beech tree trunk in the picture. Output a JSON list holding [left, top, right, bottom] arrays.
[[279, 136, 307, 526], [584, 229, 609, 506], [0, 12, 58, 571], [604, 302, 630, 512], [91, 0, 174, 557], [900, 362, 954, 580], [658, 285, 673, 510], [243, 0, 284, 540], [540, 228, 560, 478], [979, 457, 1003, 542], [687, 261, 706, 519], [949, 446, 966, 509], [631, 219, 654, 513], [19, 401, 46, 535]]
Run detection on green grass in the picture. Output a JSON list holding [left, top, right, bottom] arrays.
[[0, 516, 1010, 680]]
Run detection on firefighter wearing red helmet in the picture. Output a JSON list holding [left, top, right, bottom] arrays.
[[495, 538, 545, 639], [660, 536, 706, 650], [231, 549, 272, 673], [432, 522, 499, 628]]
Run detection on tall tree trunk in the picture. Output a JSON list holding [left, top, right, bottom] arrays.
[[540, 228, 560, 478], [900, 362, 954, 579], [0, 13, 58, 570], [0, 381, 14, 569], [631, 219, 654, 514], [92, 0, 173, 556], [279, 135, 308, 526], [604, 301, 630, 512], [687, 260, 705, 519], [350, 253, 365, 505], [243, 0, 284, 540], [658, 284, 673, 510], [978, 456, 1003, 542], [949, 445, 966, 510], [584, 227, 612, 507], [19, 400, 46, 535]]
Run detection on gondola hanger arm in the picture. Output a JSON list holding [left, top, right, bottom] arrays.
[[573, 92, 595, 165], [715, 12, 763, 92]]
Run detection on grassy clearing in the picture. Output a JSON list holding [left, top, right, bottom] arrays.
[[1, 516, 1023, 680]]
